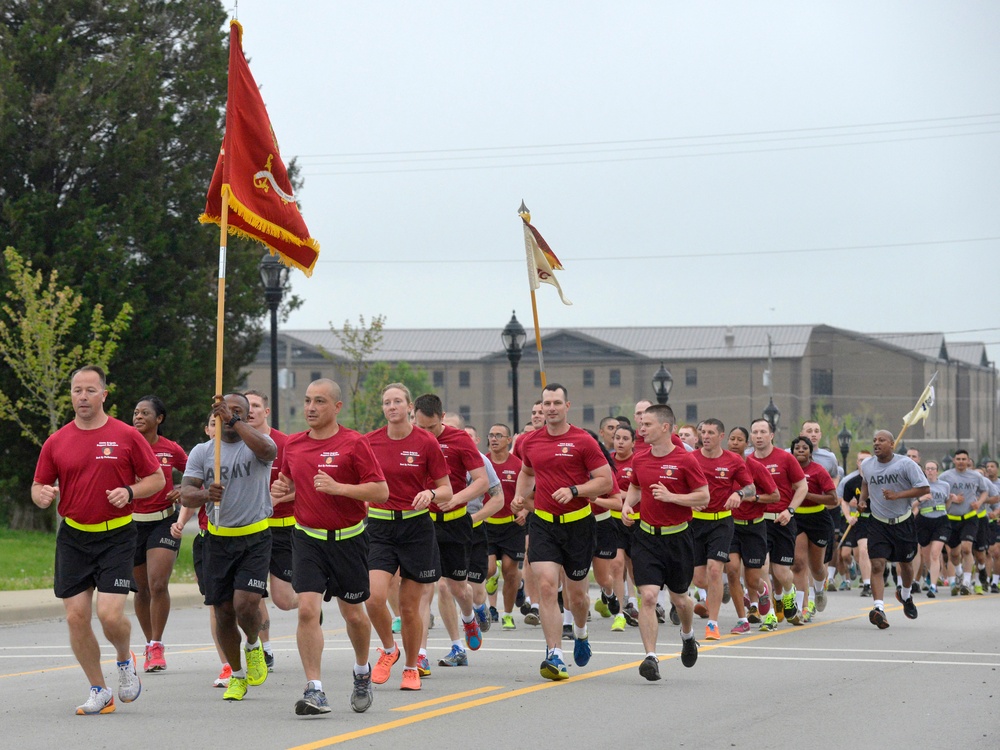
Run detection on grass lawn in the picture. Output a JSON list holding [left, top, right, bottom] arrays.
[[0, 528, 198, 591]]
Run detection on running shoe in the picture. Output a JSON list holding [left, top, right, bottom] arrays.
[[400, 668, 421, 691], [417, 654, 432, 676], [515, 581, 526, 609], [910, 582, 921, 594], [705, 622, 720, 641], [815, 588, 827, 612], [213, 663, 232, 688], [839, 580, 851, 591], [223, 676, 248, 701], [485, 571, 500, 595], [974, 583, 984, 595], [429, 613, 436, 629], [960, 584, 972, 596], [474, 603, 491, 633], [759, 612, 778, 631], [868, 607, 889, 630], [860, 583, 872, 597], [295, 687, 331, 715], [639, 655, 661, 681], [502, 614, 516, 630], [991, 583, 1000, 595], [372, 645, 400, 684], [802, 601, 815, 623], [611, 614, 626, 632], [489, 606, 499, 622], [606, 593, 621, 615], [245, 642, 268, 686], [623, 602, 639, 627], [540, 652, 568, 681], [669, 603, 680, 626], [391, 616, 401, 633], [826, 579, 837, 592], [895, 589, 918, 620], [979, 567, 988, 587], [351, 668, 374, 713], [722, 582, 731, 604], [787, 607, 804, 626], [951, 582, 960, 596], [747, 603, 761, 624], [758, 583, 771, 616], [781, 590, 798, 624], [76, 686, 115, 715], [680, 636, 698, 668], [655, 603, 666, 623], [438, 645, 468, 667], [264, 650, 275, 672], [730, 620, 751, 635], [117, 651, 141, 703], [464, 618, 483, 650], [693, 602, 709, 619], [573, 635, 591, 667], [849, 561, 859, 581], [524, 607, 541, 626], [774, 596, 784, 622], [145, 642, 166, 672], [562, 624, 574, 640], [594, 597, 611, 618], [926, 585, 937, 599]]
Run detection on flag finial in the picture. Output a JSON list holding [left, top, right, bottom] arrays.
[[518, 200, 530, 222]]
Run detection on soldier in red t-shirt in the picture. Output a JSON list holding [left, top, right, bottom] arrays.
[[484, 423, 525, 630], [32, 366, 165, 716]]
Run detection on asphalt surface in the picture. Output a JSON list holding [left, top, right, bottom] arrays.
[[1, 584, 998, 749]]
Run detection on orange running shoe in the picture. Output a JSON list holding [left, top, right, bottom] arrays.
[[400, 668, 421, 691], [372, 644, 400, 685]]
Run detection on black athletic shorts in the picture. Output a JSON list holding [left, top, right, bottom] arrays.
[[690, 516, 734, 566], [527, 513, 596, 581], [989, 521, 999, 547], [203, 529, 272, 606], [620, 516, 637, 558], [467, 522, 488, 584], [594, 518, 620, 560], [55, 521, 137, 599], [794, 509, 835, 548], [269, 524, 295, 582], [766, 517, 797, 566], [292, 527, 370, 603], [432, 513, 473, 581], [133, 510, 181, 566], [841, 514, 868, 548], [866, 515, 918, 564], [947, 517, 979, 549], [486, 520, 527, 562], [974, 515, 991, 552], [192, 530, 207, 596], [367, 514, 441, 584], [729, 519, 767, 568], [631, 524, 694, 595], [916, 514, 950, 547]]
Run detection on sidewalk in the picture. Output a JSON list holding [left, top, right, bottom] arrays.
[[0, 583, 204, 625]]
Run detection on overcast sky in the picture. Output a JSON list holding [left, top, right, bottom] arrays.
[[227, 1, 1000, 364]]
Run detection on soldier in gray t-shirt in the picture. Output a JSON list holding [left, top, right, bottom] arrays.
[[858, 430, 928, 629], [938, 450, 991, 594]]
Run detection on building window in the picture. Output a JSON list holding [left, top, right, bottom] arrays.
[[686, 368, 697, 387], [459, 405, 471, 423], [310, 371, 322, 382], [609, 369, 621, 387], [583, 369, 595, 387], [534, 370, 542, 388], [582, 405, 595, 423], [811, 368, 833, 397], [685, 404, 698, 422], [459, 370, 470, 388], [433, 370, 445, 388]]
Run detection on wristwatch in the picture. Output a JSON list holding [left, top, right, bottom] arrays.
[[226, 414, 241, 428], [569, 485, 579, 498]]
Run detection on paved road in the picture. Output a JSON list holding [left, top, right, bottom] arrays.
[[1, 586, 997, 749]]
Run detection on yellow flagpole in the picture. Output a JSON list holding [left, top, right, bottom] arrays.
[[529, 288, 547, 388], [213, 190, 229, 483]]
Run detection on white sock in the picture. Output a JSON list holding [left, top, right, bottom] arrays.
[[461, 612, 475, 624], [899, 586, 911, 601], [574, 625, 587, 639], [873, 600, 884, 610], [245, 639, 260, 651], [354, 664, 369, 676], [308, 679, 323, 691], [794, 591, 804, 609], [261, 640, 271, 653]]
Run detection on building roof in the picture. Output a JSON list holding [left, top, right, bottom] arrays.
[[947, 342, 990, 368], [870, 332, 947, 361]]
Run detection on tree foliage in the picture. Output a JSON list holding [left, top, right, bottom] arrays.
[[0, 1, 281, 525], [344, 361, 433, 434], [330, 314, 386, 430], [0, 246, 133, 444]]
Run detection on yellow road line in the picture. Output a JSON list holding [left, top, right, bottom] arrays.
[[391, 685, 504, 711]]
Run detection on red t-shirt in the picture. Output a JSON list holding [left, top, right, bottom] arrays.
[[691, 449, 753, 513], [754, 447, 806, 513], [366, 426, 449, 512], [614, 452, 636, 494], [799, 460, 836, 509], [518, 425, 610, 517], [487, 451, 522, 518], [134, 436, 188, 514], [280, 427, 385, 530], [266, 428, 294, 519], [733, 454, 779, 521], [34, 417, 162, 525], [430, 424, 485, 512], [629, 445, 708, 527]]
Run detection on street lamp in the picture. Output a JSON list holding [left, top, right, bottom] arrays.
[[652, 363, 673, 405], [941, 454, 954, 471], [501, 311, 526, 430], [258, 252, 289, 430], [837, 425, 853, 472], [762, 398, 781, 434]]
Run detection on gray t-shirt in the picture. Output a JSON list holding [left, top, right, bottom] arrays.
[[938, 468, 990, 516], [812, 448, 840, 480], [861, 453, 929, 520], [837, 470, 859, 500], [184, 437, 275, 528], [465, 451, 501, 515], [918, 479, 950, 518]]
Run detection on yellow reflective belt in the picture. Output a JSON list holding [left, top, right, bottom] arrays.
[[639, 520, 688, 536], [428, 507, 468, 522], [294, 520, 364, 541], [367, 507, 429, 521], [64, 515, 132, 532], [534, 505, 592, 524], [691, 510, 732, 521], [207, 519, 269, 537], [268, 516, 297, 527]]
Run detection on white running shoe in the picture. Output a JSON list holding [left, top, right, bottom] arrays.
[[117, 651, 142, 703], [76, 686, 115, 715]]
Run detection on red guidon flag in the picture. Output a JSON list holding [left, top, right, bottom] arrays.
[[518, 201, 571, 305], [200, 20, 319, 276]]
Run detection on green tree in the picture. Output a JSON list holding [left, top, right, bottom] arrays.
[[343, 361, 433, 434], [0, 1, 280, 524], [329, 314, 386, 430], [0, 247, 133, 444]]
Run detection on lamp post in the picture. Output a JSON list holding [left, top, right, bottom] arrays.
[[941, 454, 954, 471], [762, 398, 781, 434], [258, 252, 289, 430], [501, 311, 527, 431], [652, 363, 673, 405], [837, 425, 853, 472]]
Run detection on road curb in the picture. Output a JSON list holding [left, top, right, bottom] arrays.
[[0, 584, 205, 626]]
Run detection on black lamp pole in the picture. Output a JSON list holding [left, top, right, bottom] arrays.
[[837, 425, 853, 472], [258, 253, 289, 430], [652, 363, 674, 405], [501, 311, 527, 431], [763, 398, 781, 435]]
